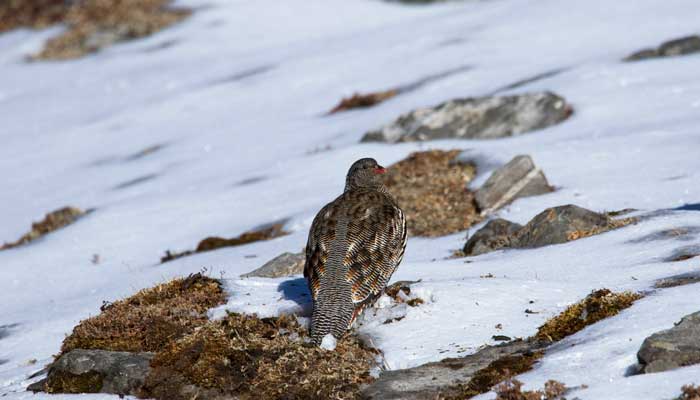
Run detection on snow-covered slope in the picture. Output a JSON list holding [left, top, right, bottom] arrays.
[[1, 0, 699, 398]]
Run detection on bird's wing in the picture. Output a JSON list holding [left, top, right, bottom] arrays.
[[344, 191, 407, 308], [304, 199, 339, 301]]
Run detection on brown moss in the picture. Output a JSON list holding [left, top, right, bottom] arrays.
[[329, 89, 398, 114], [141, 313, 377, 400], [565, 217, 637, 241], [447, 351, 543, 399], [535, 289, 643, 342], [0, 0, 190, 60], [161, 223, 289, 263], [384, 150, 480, 237], [679, 384, 700, 400], [45, 370, 104, 394], [1, 207, 86, 250], [494, 378, 567, 400], [61, 273, 226, 354]]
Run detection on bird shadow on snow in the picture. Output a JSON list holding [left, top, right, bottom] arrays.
[[277, 277, 313, 317]]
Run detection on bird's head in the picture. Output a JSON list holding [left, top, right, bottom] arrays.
[[344, 157, 386, 191]]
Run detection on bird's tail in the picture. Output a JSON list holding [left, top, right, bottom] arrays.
[[309, 287, 354, 346]]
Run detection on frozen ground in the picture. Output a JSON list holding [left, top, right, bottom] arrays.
[[1, 0, 699, 398]]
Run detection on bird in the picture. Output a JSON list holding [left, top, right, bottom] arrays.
[[304, 158, 407, 346]]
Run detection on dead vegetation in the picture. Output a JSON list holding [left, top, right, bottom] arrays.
[[384, 150, 480, 237], [61, 273, 226, 354], [447, 351, 544, 399], [0, 0, 190, 60], [328, 89, 398, 114], [1, 206, 87, 250], [535, 289, 643, 342], [679, 384, 700, 400], [140, 313, 377, 400], [161, 223, 288, 263], [564, 216, 636, 242], [494, 379, 567, 400]]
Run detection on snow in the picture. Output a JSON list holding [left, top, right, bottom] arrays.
[[320, 334, 338, 351], [1, 0, 700, 398]]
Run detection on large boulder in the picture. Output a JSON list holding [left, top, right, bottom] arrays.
[[361, 92, 572, 143], [475, 155, 553, 214], [241, 251, 305, 278], [463, 205, 635, 256], [625, 35, 700, 61], [28, 349, 153, 396], [464, 219, 523, 256], [637, 311, 700, 373]]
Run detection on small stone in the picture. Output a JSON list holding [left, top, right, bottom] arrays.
[[361, 92, 572, 143], [625, 35, 700, 61], [241, 251, 305, 278], [638, 311, 700, 373], [475, 155, 553, 214], [463, 219, 523, 256]]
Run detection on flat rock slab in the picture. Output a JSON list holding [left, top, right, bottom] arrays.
[[655, 271, 700, 289], [241, 251, 305, 278], [362, 340, 544, 399], [361, 92, 571, 143], [28, 349, 153, 396], [638, 311, 700, 373], [625, 35, 700, 61], [463, 205, 634, 256], [475, 155, 553, 214]]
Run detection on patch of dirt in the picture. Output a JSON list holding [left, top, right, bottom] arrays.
[[329, 89, 398, 114], [535, 289, 643, 342], [384, 150, 480, 237], [61, 273, 226, 354], [1, 207, 87, 250], [446, 351, 544, 399], [161, 223, 288, 263], [494, 379, 567, 400], [0, 0, 190, 60], [140, 312, 378, 400]]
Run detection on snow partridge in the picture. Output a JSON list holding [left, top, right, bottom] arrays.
[[304, 158, 407, 346]]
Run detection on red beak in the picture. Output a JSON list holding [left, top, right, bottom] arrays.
[[374, 166, 387, 174]]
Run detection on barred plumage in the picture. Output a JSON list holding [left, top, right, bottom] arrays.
[[304, 158, 407, 345]]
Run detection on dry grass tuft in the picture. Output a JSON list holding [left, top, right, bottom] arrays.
[[535, 289, 643, 342], [329, 89, 398, 114], [384, 150, 480, 237], [161, 223, 288, 263], [140, 312, 377, 400], [1, 206, 86, 250], [447, 351, 544, 399], [61, 273, 226, 354], [565, 217, 636, 242], [679, 384, 700, 400], [494, 378, 567, 400], [0, 0, 190, 60]]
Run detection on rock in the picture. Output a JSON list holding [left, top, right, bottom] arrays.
[[30, 349, 153, 396], [241, 251, 305, 278], [361, 92, 571, 143], [637, 311, 700, 373], [655, 271, 700, 289], [625, 35, 700, 61], [462, 205, 635, 256], [463, 219, 523, 256], [475, 155, 553, 214], [362, 339, 545, 399]]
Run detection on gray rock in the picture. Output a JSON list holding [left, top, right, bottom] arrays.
[[463, 219, 523, 256], [362, 339, 545, 399], [29, 349, 153, 396], [514, 205, 619, 248], [241, 251, 305, 278], [475, 155, 553, 214], [361, 92, 571, 143], [655, 271, 700, 289], [625, 35, 700, 61], [638, 311, 700, 373]]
